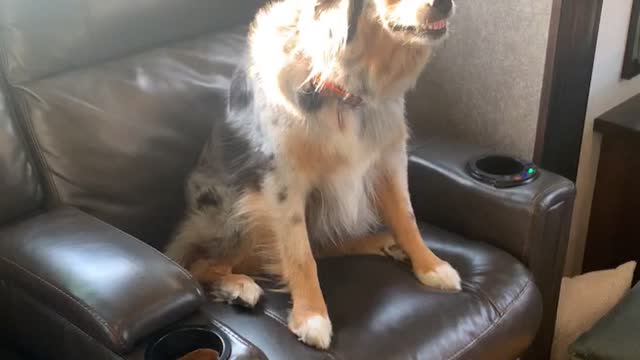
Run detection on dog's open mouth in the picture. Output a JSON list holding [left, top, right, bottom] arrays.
[[389, 19, 448, 39]]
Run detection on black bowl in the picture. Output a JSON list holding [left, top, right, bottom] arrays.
[[145, 326, 231, 360]]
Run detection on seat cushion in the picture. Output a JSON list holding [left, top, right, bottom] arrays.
[[0, 0, 265, 83], [202, 223, 542, 360]]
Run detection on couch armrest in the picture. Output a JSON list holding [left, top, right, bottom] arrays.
[[0, 207, 204, 356], [407, 138, 575, 360]]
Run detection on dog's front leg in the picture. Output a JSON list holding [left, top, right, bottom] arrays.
[[272, 182, 332, 349], [375, 150, 462, 291]]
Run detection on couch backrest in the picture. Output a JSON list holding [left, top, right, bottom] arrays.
[[0, 0, 264, 83], [0, 0, 553, 246], [0, 0, 263, 247]]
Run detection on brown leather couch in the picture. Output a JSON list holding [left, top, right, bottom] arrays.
[[0, 1, 575, 359]]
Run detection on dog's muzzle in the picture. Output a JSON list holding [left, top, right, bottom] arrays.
[[389, 0, 454, 40]]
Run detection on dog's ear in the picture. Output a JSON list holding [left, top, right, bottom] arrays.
[[347, 0, 365, 43]]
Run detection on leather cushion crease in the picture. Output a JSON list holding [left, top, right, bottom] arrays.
[[0, 79, 43, 223]]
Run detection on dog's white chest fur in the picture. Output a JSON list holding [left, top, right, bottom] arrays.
[[303, 100, 405, 247]]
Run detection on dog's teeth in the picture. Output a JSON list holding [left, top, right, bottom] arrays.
[[427, 20, 447, 30]]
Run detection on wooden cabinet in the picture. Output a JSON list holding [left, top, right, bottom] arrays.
[[584, 94, 640, 283]]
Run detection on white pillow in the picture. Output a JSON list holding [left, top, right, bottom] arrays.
[[551, 261, 637, 360]]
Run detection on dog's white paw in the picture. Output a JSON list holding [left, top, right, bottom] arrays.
[[210, 275, 263, 307], [290, 314, 333, 350], [416, 262, 462, 291]]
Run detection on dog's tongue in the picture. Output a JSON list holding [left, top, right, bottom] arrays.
[[426, 20, 447, 30]]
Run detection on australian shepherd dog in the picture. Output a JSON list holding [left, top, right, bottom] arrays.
[[165, 0, 459, 349]]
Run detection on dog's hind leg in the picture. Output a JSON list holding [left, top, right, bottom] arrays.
[[189, 258, 263, 308], [165, 209, 264, 308], [317, 233, 408, 262]]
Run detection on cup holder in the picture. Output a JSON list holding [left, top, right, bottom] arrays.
[[145, 326, 231, 360], [466, 154, 539, 188]]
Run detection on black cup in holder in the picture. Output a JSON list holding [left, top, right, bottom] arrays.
[[146, 326, 231, 360], [466, 154, 539, 188]]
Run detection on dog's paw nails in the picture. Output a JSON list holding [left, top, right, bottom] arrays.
[[290, 314, 333, 350], [416, 262, 462, 291], [210, 276, 263, 307]]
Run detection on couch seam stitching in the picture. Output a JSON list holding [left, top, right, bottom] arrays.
[[12, 85, 62, 203], [471, 284, 504, 317], [523, 182, 569, 259], [262, 308, 288, 327], [210, 319, 252, 346], [448, 279, 533, 360], [0, 41, 55, 205]]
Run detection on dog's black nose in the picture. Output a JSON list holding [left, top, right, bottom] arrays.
[[432, 0, 453, 15]]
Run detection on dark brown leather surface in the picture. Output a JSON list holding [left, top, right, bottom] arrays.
[[12, 29, 246, 246], [0, 81, 42, 224], [408, 138, 574, 263], [1, 279, 266, 360], [0, 0, 264, 84], [199, 223, 542, 360], [0, 207, 204, 354], [0, 344, 30, 360], [125, 312, 269, 360], [408, 138, 575, 360], [0, 282, 122, 360]]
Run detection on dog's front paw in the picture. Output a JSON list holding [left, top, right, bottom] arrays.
[[416, 262, 462, 291], [210, 274, 263, 307], [289, 314, 333, 350]]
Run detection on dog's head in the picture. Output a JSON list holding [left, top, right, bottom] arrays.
[[313, 0, 455, 46], [371, 0, 454, 43], [290, 0, 455, 96]]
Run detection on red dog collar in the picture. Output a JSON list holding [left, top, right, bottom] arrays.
[[311, 75, 363, 107]]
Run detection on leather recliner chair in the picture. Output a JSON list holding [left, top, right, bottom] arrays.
[[0, 1, 575, 359]]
